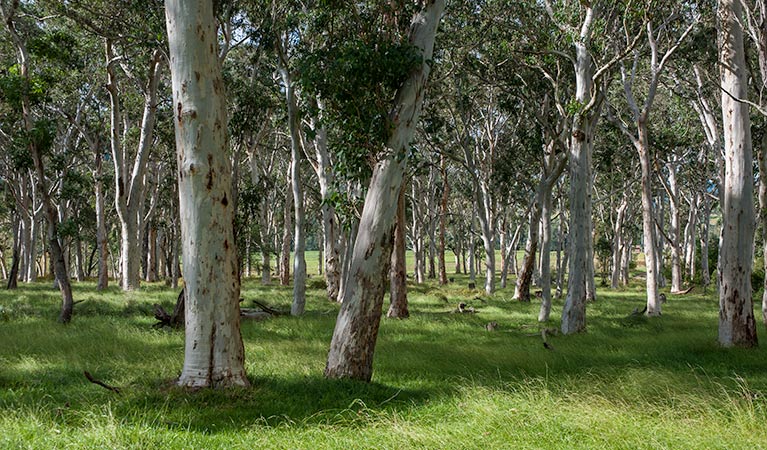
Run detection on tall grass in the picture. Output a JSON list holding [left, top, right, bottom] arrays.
[[1, 270, 766, 449]]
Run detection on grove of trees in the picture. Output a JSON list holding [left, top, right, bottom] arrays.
[[1, 0, 764, 386]]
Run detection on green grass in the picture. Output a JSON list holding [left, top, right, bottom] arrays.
[[1, 272, 767, 449]]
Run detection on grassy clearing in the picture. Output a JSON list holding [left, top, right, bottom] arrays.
[[1, 270, 766, 449]]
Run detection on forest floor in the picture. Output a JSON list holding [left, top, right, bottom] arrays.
[[2, 265, 767, 449]]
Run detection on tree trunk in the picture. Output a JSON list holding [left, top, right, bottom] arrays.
[[146, 225, 157, 282], [718, 0, 758, 347], [165, 0, 249, 387], [538, 187, 554, 322], [6, 218, 20, 290], [314, 118, 342, 299], [277, 59, 306, 316], [637, 124, 661, 316], [611, 196, 628, 288], [94, 144, 109, 290], [280, 170, 293, 286], [105, 41, 163, 292], [561, 41, 595, 334], [388, 183, 409, 319], [515, 200, 541, 302], [324, 0, 444, 381], [438, 157, 449, 285]]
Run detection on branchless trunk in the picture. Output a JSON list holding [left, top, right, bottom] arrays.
[[312, 106, 342, 300], [718, 0, 757, 347], [277, 47, 306, 316], [388, 182, 409, 318], [438, 156, 449, 285], [280, 169, 293, 286], [611, 195, 628, 288], [165, 0, 249, 387], [324, 0, 444, 381]]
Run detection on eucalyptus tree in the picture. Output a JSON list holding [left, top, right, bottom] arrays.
[[324, 0, 445, 381], [1, 0, 74, 322], [717, 0, 758, 347], [165, 0, 249, 387], [57, 0, 168, 291], [542, 0, 645, 333], [606, 4, 697, 316]]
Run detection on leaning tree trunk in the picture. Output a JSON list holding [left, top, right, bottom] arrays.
[[515, 199, 542, 302], [718, 0, 758, 347], [388, 183, 409, 319], [165, 0, 249, 387], [324, 0, 444, 381]]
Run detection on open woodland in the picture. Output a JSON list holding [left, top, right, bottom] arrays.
[[2, 0, 767, 448]]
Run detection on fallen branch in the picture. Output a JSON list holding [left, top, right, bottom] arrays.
[[671, 285, 694, 295], [83, 371, 120, 393], [252, 299, 288, 316]]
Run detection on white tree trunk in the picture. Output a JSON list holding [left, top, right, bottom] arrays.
[[324, 0, 444, 381], [277, 61, 306, 316], [165, 0, 249, 387], [105, 43, 164, 291], [718, 0, 758, 347], [637, 125, 661, 316], [561, 39, 596, 334]]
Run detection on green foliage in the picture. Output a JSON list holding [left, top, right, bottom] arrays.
[[297, 38, 422, 180]]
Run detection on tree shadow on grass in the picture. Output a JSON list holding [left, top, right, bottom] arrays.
[[118, 374, 431, 434]]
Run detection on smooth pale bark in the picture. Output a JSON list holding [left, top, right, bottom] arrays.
[[94, 140, 109, 290], [517, 147, 566, 303], [105, 42, 164, 291], [561, 32, 597, 334], [165, 0, 249, 387], [664, 160, 684, 292], [312, 112, 342, 300], [324, 0, 444, 381], [277, 55, 306, 316], [538, 187, 555, 322], [718, 0, 758, 347], [500, 223, 522, 289], [611, 196, 628, 288], [637, 127, 661, 315], [613, 17, 694, 315], [388, 183, 409, 319], [761, 135, 767, 328]]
